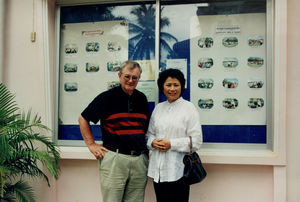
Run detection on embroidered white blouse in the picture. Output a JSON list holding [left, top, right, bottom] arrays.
[[147, 97, 202, 183]]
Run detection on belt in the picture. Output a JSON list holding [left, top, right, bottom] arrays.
[[104, 144, 146, 156]]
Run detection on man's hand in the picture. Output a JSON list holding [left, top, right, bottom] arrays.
[[78, 115, 108, 159], [88, 142, 108, 159], [152, 138, 171, 152]]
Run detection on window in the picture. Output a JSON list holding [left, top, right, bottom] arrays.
[[55, 0, 276, 156], [56, 2, 157, 145], [157, 0, 271, 151]]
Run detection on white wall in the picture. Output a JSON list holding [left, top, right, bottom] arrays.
[[3, 0, 46, 116], [286, 0, 300, 201], [56, 161, 273, 202], [2, 0, 300, 201]]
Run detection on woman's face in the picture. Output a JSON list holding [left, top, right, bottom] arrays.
[[163, 77, 181, 103]]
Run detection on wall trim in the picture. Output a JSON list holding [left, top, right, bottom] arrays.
[[43, 0, 53, 132], [274, 166, 286, 202], [0, 0, 5, 82]]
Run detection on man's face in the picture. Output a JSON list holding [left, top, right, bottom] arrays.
[[118, 66, 141, 95]]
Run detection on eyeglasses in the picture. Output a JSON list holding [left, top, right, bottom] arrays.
[[123, 74, 139, 82]]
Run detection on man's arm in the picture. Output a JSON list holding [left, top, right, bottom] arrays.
[[78, 115, 107, 159]]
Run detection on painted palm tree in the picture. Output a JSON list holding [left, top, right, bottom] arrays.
[[0, 83, 60, 202], [129, 4, 177, 60]]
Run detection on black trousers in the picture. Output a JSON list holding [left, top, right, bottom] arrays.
[[153, 177, 190, 202]]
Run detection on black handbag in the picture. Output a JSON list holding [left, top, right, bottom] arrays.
[[183, 136, 207, 185]]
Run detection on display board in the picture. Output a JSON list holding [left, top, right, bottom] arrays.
[[59, 20, 129, 126], [58, 19, 157, 141], [190, 13, 266, 125]]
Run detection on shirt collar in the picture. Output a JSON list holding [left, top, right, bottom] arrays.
[[166, 97, 183, 106], [117, 85, 136, 98]]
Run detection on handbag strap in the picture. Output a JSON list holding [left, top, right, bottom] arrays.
[[188, 136, 192, 154]]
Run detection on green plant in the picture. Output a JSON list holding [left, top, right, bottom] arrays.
[[0, 83, 60, 202]]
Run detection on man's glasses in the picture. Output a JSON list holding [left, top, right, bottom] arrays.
[[123, 74, 139, 82]]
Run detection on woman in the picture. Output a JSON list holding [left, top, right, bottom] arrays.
[[147, 68, 203, 202]]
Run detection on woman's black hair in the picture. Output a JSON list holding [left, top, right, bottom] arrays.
[[157, 68, 186, 96]]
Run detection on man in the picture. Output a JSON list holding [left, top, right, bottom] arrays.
[[78, 60, 149, 202]]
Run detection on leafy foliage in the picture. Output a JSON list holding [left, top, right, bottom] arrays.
[[0, 83, 60, 202]]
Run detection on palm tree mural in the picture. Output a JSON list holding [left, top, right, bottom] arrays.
[[129, 5, 178, 60]]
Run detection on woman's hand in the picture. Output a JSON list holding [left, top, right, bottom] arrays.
[[152, 138, 171, 152]]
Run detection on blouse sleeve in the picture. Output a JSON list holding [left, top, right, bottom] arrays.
[[186, 105, 203, 151], [170, 103, 203, 152], [146, 106, 158, 150]]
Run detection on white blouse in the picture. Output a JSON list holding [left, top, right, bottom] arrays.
[[147, 97, 202, 183]]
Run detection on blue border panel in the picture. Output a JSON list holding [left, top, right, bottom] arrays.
[[59, 124, 266, 143], [202, 125, 266, 143], [58, 125, 101, 140], [148, 101, 155, 115]]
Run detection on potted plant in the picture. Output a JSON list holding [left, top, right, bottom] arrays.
[[0, 83, 60, 202]]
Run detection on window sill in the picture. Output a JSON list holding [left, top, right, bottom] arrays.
[[59, 146, 286, 165], [60, 146, 95, 160], [199, 148, 285, 166]]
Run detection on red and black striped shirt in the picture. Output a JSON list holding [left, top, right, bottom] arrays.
[[81, 86, 149, 152]]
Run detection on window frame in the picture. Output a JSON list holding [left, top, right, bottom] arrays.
[[50, 0, 286, 165]]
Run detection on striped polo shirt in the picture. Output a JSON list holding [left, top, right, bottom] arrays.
[[81, 86, 149, 152]]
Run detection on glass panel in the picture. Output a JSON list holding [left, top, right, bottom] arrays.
[[58, 3, 157, 142], [160, 0, 268, 144]]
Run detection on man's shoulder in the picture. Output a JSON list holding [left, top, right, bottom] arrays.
[[133, 88, 146, 97], [92, 87, 116, 102], [100, 86, 120, 96]]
